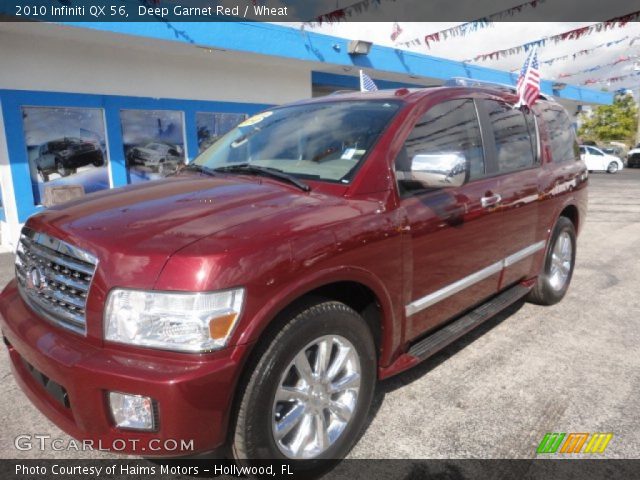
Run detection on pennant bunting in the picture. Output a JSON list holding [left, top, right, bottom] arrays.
[[556, 55, 640, 79], [397, 0, 545, 49], [582, 71, 640, 85], [390, 22, 403, 41], [466, 11, 640, 63]]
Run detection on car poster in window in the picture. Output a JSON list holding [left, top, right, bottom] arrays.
[[120, 109, 186, 184], [196, 112, 248, 153], [21, 106, 110, 205]]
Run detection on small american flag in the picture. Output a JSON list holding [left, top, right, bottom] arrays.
[[515, 47, 540, 108], [360, 70, 378, 92]]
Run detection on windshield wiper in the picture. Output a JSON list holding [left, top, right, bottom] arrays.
[[180, 163, 217, 176], [213, 164, 311, 192]]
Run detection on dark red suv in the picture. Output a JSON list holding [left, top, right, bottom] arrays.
[[0, 82, 587, 463]]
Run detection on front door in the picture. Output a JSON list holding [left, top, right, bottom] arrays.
[[395, 97, 505, 340]]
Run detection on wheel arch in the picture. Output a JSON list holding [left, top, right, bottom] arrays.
[[558, 203, 580, 233], [238, 270, 399, 367]]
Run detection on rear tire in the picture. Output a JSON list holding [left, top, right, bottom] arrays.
[[231, 301, 376, 468], [527, 216, 576, 306]]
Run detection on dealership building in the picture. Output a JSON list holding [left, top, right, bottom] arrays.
[[0, 21, 613, 249]]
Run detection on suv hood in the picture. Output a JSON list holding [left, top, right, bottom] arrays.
[[28, 174, 338, 288]]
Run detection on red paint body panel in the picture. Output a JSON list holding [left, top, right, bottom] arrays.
[[0, 87, 587, 455]]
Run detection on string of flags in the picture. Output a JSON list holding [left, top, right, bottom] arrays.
[[533, 36, 631, 68], [465, 10, 640, 62], [556, 55, 640, 79], [582, 71, 640, 85], [396, 0, 545, 48]]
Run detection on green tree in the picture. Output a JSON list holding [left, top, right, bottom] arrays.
[[578, 93, 638, 145]]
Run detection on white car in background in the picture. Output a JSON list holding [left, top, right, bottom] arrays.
[[579, 145, 624, 174]]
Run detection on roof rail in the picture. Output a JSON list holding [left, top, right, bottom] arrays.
[[445, 77, 553, 101]]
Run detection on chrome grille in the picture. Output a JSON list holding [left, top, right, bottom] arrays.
[[15, 227, 97, 335]]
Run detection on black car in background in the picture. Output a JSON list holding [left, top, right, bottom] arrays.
[[627, 143, 640, 168], [35, 137, 104, 181]]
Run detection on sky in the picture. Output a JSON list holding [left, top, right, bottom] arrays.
[[278, 21, 640, 92]]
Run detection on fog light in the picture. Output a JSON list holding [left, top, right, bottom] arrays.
[[109, 392, 155, 430]]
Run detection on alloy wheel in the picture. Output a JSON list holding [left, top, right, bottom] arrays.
[[272, 335, 361, 459], [549, 231, 572, 291]]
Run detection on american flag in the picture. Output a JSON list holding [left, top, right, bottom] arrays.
[[360, 70, 378, 92], [516, 47, 540, 108]]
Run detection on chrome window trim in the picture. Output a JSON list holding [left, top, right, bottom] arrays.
[[532, 113, 542, 164], [405, 240, 546, 317]]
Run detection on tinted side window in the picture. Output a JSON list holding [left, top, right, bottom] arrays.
[[398, 99, 484, 190], [484, 100, 535, 173], [540, 106, 579, 163]]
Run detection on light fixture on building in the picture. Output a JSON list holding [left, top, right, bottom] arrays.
[[348, 40, 372, 55], [196, 45, 227, 54], [552, 82, 567, 91]]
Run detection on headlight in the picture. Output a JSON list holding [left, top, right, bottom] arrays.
[[104, 288, 244, 352]]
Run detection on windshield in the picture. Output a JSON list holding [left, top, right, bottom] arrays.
[[193, 100, 402, 183]]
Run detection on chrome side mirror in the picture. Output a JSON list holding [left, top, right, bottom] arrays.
[[406, 152, 468, 188]]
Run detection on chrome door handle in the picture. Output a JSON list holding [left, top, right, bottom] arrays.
[[481, 194, 502, 208]]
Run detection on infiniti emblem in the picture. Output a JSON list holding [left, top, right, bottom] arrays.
[[26, 266, 46, 292]]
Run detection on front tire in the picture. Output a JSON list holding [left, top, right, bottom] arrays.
[[607, 161, 619, 174], [231, 301, 376, 466], [527, 216, 576, 305]]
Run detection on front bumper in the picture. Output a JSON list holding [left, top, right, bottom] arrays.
[[0, 280, 249, 456]]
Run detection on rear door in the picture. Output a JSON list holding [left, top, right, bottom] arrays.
[[396, 96, 505, 339], [476, 99, 542, 288]]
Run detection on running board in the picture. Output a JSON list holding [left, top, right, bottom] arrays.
[[407, 284, 530, 360]]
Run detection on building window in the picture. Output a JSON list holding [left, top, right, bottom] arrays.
[[120, 109, 186, 183], [196, 112, 248, 153], [21, 106, 110, 205]]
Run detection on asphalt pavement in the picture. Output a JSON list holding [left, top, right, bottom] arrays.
[[1, 168, 639, 460]]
